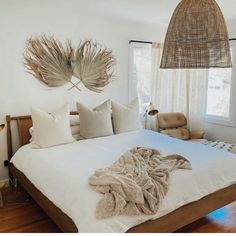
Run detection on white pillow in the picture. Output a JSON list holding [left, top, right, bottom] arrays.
[[70, 115, 80, 126], [31, 104, 75, 148], [70, 124, 84, 141], [29, 115, 84, 142], [111, 98, 142, 134], [76, 100, 113, 139], [68, 115, 84, 140]]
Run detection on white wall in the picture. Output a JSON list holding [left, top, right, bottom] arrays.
[[1, 0, 235, 182], [0, 0, 165, 181]]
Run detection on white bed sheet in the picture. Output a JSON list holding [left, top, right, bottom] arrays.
[[11, 129, 236, 232]]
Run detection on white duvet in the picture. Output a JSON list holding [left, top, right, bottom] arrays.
[[11, 129, 236, 232]]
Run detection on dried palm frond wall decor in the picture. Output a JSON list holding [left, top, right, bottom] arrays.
[[23, 35, 116, 92], [24, 36, 74, 87], [72, 40, 116, 92]]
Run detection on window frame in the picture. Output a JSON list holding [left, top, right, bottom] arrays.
[[205, 41, 236, 127], [128, 41, 152, 103]]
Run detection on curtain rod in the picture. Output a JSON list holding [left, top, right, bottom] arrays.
[[129, 38, 236, 44], [129, 40, 152, 44]]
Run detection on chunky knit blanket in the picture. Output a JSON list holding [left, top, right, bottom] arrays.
[[88, 147, 192, 219]]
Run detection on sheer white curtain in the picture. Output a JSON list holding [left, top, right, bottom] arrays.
[[150, 43, 208, 131]]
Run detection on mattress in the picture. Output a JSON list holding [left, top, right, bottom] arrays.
[[11, 129, 236, 232]]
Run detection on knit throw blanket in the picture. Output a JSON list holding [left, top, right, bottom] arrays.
[[88, 147, 192, 219]]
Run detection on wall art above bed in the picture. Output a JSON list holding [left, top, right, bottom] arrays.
[[23, 35, 116, 93]]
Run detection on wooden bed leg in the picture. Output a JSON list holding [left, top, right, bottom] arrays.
[[14, 178, 18, 193], [6, 115, 14, 184], [9, 177, 18, 192]]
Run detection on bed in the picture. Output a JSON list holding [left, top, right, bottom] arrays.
[[6, 114, 236, 233]]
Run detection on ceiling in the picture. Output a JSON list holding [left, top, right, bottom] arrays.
[[89, 0, 236, 26], [10, 0, 236, 30]]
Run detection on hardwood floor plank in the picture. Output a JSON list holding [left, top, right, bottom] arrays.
[[177, 203, 236, 233], [8, 218, 61, 233], [0, 187, 61, 233], [0, 205, 48, 232]]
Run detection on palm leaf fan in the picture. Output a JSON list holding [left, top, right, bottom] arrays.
[[23, 35, 74, 87], [72, 40, 116, 93]]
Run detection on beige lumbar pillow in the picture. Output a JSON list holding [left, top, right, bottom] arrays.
[[111, 98, 142, 134], [31, 104, 75, 148], [76, 100, 113, 139]]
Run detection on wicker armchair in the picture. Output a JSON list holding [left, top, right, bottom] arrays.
[[157, 112, 205, 141]]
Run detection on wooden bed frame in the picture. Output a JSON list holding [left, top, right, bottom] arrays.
[[6, 114, 236, 233]]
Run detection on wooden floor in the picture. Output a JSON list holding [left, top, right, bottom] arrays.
[[1, 187, 236, 233], [0, 187, 60, 233]]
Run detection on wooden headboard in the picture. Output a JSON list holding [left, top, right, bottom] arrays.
[[6, 112, 79, 162]]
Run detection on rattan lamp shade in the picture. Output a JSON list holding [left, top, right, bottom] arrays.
[[160, 0, 232, 69]]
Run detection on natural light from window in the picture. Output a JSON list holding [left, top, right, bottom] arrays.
[[130, 41, 235, 126], [130, 43, 152, 113], [206, 43, 233, 121], [206, 68, 232, 118]]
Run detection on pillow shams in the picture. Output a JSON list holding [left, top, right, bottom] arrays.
[[111, 98, 142, 134], [76, 100, 113, 139], [30, 104, 75, 148], [30, 115, 83, 142]]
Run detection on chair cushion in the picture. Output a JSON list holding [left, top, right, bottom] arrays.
[[190, 130, 205, 139], [158, 112, 187, 129], [161, 128, 190, 140]]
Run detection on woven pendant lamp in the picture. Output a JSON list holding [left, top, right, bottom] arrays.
[[160, 0, 232, 69]]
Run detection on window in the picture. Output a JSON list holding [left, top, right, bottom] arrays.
[[129, 42, 152, 113], [206, 68, 232, 117], [206, 41, 236, 126], [129, 40, 236, 127]]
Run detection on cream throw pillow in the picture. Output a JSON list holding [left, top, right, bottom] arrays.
[[76, 100, 113, 139], [29, 115, 84, 142], [111, 98, 142, 134], [31, 104, 75, 148]]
